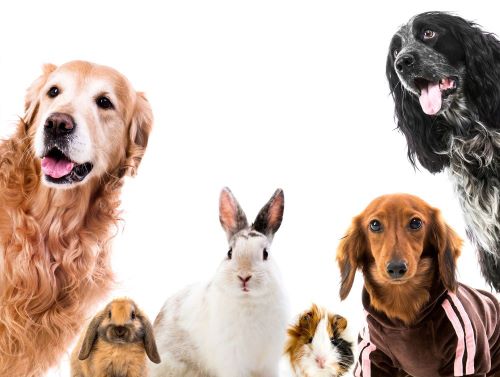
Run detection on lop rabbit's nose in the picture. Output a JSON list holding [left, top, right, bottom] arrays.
[[114, 326, 127, 337]]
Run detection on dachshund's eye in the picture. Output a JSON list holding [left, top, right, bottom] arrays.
[[369, 220, 382, 232], [227, 248, 232, 260], [47, 86, 60, 98], [393, 49, 399, 59], [131, 310, 136, 320], [331, 337, 339, 346], [96, 96, 114, 110], [108, 310, 112, 319], [422, 29, 436, 40], [263, 248, 269, 261], [409, 217, 423, 230]]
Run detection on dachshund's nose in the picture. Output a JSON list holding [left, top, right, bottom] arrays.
[[386, 260, 408, 279], [113, 326, 128, 338], [395, 53, 415, 73], [44, 113, 75, 138]]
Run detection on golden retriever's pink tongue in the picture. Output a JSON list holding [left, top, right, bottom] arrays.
[[41, 157, 74, 178], [419, 81, 442, 115]]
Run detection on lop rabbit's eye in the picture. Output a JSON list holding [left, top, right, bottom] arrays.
[[47, 86, 60, 98], [263, 248, 269, 261], [227, 248, 232, 260], [131, 310, 136, 320], [108, 310, 112, 319], [369, 220, 382, 232], [409, 217, 422, 230]]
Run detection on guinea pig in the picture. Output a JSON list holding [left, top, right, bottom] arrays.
[[285, 304, 354, 377], [70, 298, 161, 377]]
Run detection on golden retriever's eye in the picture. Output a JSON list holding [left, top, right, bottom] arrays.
[[409, 217, 422, 230], [96, 96, 114, 110], [369, 220, 382, 232], [131, 310, 136, 320], [422, 29, 437, 40], [47, 86, 60, 98]]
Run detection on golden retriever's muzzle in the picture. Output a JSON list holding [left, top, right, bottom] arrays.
[[41, 112, 93, 185]]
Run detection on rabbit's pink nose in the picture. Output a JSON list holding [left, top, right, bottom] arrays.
[[315, 355, 326, 368], [238, 275, 252, 283]]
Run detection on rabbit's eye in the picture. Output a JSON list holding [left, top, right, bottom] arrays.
[[131, 310, 136, 320], [108, 310, 112, 319], [263, 248, 269, 261], [227, 248, 232, 260]]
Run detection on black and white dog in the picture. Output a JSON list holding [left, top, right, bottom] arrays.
[[386, 12, 500, 291]]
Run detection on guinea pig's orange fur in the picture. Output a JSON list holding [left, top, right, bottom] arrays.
[[71, 298, 160, 377]]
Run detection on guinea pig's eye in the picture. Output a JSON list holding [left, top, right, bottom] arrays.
[[96, 96, 114, 110], [393, 49, 399, 59], [108, 310, 112, 319], [227, 248, 232, 260], [369, 220, 382, 232], [331, 337, 339, 346], [409, 217, 422, 230], [422, 29, 437, 40], [263, 248, 269, 261], [308, 337, 313, 344], [131, 310, 136, 320], [47, 86, 60, 98]]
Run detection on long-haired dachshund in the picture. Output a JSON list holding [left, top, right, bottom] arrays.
[[337, 194, 500, 377], [386, 12, 500, 291], [0, 61, 152, 377]]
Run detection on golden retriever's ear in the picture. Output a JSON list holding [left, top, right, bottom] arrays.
[[24, 64, 57, 126], [78, 312, 104, 360], [137, 311, 161, 364], [429, 208, 462, 292], [124, 92, 153, 176], [336, 215, 367, 300]]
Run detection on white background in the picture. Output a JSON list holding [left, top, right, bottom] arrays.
[[0, 1, 499, 376]]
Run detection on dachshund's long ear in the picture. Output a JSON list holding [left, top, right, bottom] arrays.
[[137, 311, 161, 364], [123, 92, 153, 177], [429, 208, 462, 292], [24, 64, 57, 126], [336, 215, 367, 300], [453, 21, 500, 125], [78, 312, 104, 360]]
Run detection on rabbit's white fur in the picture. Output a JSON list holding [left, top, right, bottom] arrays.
[[150, 188, 289, 377]]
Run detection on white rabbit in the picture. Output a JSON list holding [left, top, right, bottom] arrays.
[[150, 188, 289, 377]]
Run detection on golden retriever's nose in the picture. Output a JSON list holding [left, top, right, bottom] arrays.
[[44, 113, 75, 137], [386, 260, 408, 279]]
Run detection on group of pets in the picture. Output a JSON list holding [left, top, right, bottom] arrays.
[[0, 10, 499, 377]]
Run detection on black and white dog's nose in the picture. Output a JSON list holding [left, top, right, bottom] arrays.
[[395, 54, 416, 73], [44, 113, 75, 138]]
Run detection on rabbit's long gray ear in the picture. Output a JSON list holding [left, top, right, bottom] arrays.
[[219, 187, 248, 240], [138, 312, 161, 363], [78, 312, 104, 360], [252, 189, 284, 238]]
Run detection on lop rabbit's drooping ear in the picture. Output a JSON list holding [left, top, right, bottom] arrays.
[[336, 215, 368, 300], [429, 208, 463, 292], [137, 312, 161, 364], [78, 312, 104, 360], [252, 189, 284, 238], [219, 187, 249, 240]]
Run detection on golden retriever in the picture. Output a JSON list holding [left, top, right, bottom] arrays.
[[0, 61, 152, 377]]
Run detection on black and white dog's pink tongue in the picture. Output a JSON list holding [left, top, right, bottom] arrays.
[[419, 81, 442, 115], [41, 157, 74, 178]]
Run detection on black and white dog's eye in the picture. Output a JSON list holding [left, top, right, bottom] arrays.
[[263, 248, 269, 261], [369, 220, 382, 232], [409, 217, 423, 230], [96, 96, 114, 109], [47, 86, 60, 98], [393, 49, 399, 59], [227, 248, 232, 260], [422, 29, 436, 40]]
